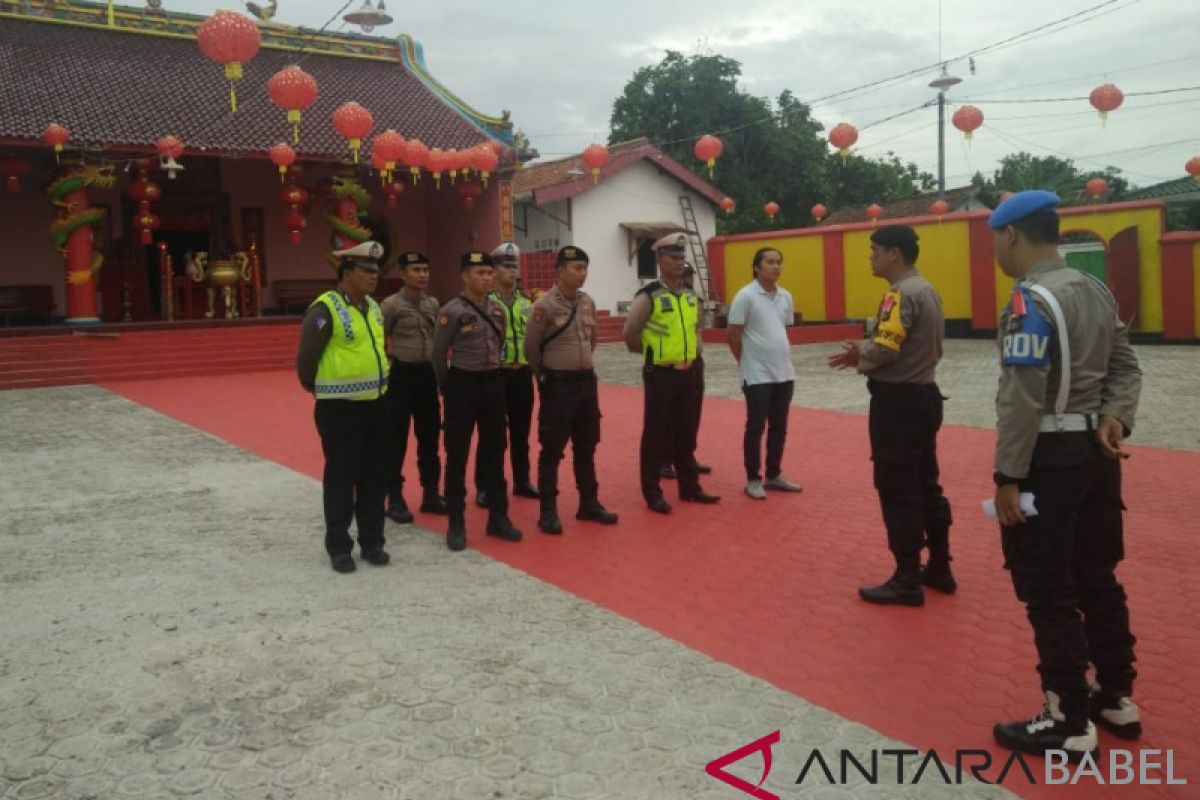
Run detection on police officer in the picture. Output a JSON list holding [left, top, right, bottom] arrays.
[[433, 251, 523, 551], [380, 250, 447, 523], [623, 233, 719, 513], [827, 225, 954, 605], [986, 191, 1142, 759], [294, 240, 391, 573], [524, 245, 618, 534], [475, 242, 539, 507], [660, 264, 713, 480]]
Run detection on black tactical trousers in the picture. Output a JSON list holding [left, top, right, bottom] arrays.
[[314, 397, 389, 557], [1002, 432, 1137, 720], [537, 369, 601, 508], [476, 365, 534, 490], [387, 360, 442, 500], [641, 364, 702, 501], [444, 368, 507, 521], [663, 355, 706, 468], [867, 379, 953, 570]]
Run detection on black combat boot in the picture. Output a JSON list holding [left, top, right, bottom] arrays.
[[486, 514, 523, 542], [921, 557, 957, 595], [447, 516, 467, 552], [537, 504, 563, 535], [577, 498, 618, 525], [386, 494, 414, 524], [858, 564, 924, 607], [420, 490, 448, 515]]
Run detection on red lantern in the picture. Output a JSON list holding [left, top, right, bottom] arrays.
[[372, 129, 406, 180], [930, 199, 950, 216], [811, 203, 827, 222], [581, 144, 610, 184], [267, 65, 318, 144], [951, 105, 984, 141], [331, 102, 374, 163], [866, 203, 883, 225], [126, 163, 162, 204], [427, 148, 449, 188], [445, 149, 463, 185], [0, 158, 30, 193], [135, 200, 160, 245], [381, 179, 405, 210], [719, 196, 735, 215], [1185, 157, 1200, 185], [406, 139, 430, 185], [828, 123, 858, 163], [473, 145, 499, 187], [694, 134, 723, 178], [196, 10, 261, 113], [764, 201, 780, 220], [42, 123, 70, 163], [1086, 177, 1108, 201], [1089, 83, 1124, 126], [284, 205, 308, 246], [269, 142, 296, 183], [458, 181, 483, 211], [155, 135, 184, 160], [279, 184, 309, 207]]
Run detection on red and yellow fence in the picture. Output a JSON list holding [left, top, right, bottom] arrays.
[[707, 199, 1200, 341]]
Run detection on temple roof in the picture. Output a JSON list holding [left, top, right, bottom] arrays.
[[0, 2, 529, 161]]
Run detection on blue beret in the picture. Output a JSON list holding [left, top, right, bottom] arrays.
[[988, 190, 1061, 229]]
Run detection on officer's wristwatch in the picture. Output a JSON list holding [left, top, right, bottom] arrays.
[[993, 471, 1021, 487]]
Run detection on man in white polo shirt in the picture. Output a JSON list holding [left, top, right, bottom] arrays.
[[727, 247, 803, 499]]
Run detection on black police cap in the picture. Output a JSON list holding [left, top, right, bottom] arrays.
[[460, 251, 494, 270], [398, 250, 430, 268]]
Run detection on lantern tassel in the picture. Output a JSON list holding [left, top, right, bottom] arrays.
[[288, 110, 302, 144], [224, 63, 243, 114], [706, 158, 715, 179]]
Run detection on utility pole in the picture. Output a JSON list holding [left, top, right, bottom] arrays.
[[929, 65, 961, 198]]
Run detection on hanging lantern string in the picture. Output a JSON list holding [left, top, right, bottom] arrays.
[[959, 85, 1200, 104]]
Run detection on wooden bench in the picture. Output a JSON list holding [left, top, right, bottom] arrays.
[[273, 278, 406, 313], [0, 285, 56, 325]]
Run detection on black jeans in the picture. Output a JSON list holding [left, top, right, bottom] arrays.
[[867, 380, 953, 570], [314, 397, 389, 557], [537, 369, 601, 507], [476, 365, 534, 490], [387, 360, 441, 500], [641, 364, 702, 501], [1002, 432, 1137, 721], [444, 368, 507, 520], [742, 380, 794, 481]]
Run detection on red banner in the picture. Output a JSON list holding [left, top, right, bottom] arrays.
[[499, 180, 514, 241]]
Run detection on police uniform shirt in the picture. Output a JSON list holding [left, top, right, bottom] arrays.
[[621, 283, 705, 358], [431, 295, 506, 386], [857, 270, 944, 384], [994, 257, 1141, 478], [525, 286, 597, 373], [381, 288, 440, 363]]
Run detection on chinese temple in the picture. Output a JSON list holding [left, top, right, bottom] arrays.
[[0, 0, 532, 327]]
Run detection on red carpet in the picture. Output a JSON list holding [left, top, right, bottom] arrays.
[[105, 371, 1200, 798]]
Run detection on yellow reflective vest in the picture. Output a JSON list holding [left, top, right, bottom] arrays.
[[491, 289, 533, 365], [639, 282, 700, 366], [311, 290, 388, 401]]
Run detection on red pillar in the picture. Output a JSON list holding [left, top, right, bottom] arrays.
[[1161, 234, 1198, 341], [968, 217, 997, 332], [706, 238, 726, 304], [822, 232, 845, 321], [64, 188, 99, 323]]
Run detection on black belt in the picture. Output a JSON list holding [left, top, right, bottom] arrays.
[[542, 368, 595, 383], [449, 367, 501, 380], [390, 359, 433, 370]]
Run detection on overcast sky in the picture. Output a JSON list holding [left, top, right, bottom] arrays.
[[185, 0, 1199, 189]]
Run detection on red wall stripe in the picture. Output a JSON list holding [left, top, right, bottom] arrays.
[[822, 233, 845, 321], [1161, 238, 1196, 340], [968, 217, 997, 331], [707, 239, 726, 304]]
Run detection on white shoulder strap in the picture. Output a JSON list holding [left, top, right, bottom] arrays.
[[1026, 283, 1071, 426]]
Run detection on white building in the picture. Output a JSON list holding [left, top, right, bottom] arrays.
[[511, 139, 724, 314]]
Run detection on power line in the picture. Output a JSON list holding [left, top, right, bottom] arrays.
[[964, 86, 1200, 104]]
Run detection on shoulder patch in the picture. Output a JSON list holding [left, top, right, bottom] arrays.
[[439, 315, 450, 326], [871, 290, 907, 352], [1001, 287, 1052, 367]]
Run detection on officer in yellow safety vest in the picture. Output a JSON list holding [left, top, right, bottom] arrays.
[[622, 233, 720, 513], [475, 242, 540, 507], [295, 240, 391, 573]]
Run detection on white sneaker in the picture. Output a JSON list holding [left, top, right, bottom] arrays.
[[764, 475, 803, 492], [744, 480, 767, 500]]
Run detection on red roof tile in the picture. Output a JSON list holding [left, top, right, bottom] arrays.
[[512, 138, 726, 206], [0, 15, 499, 159]]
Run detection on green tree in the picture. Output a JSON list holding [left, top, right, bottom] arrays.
[[826, 152, 936, 208], [609, 52, 829, 233], [976, 152, 1129, 204]]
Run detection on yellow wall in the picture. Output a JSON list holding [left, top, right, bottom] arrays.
[[1194, 241, 1200, 339], [844, 221, 973, 319], [723, 237, 827, 322]]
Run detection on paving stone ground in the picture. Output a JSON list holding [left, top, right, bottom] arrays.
[[2, 339, 1197, 799]]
